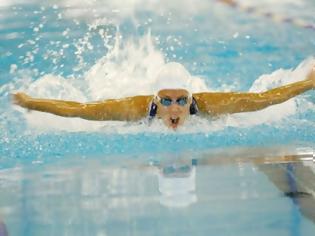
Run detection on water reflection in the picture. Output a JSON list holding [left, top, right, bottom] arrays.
[[0, 147, 315, 235], [157, 160, 197, 208]]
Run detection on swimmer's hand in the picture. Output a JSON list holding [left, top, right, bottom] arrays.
[[12, 92, 32, 108], [307, 65, 315, 87]]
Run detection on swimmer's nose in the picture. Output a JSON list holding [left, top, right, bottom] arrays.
[[168, 105, 182, 115], [169, 103, 181, 111]]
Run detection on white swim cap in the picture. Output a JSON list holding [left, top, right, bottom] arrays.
[[154, 62, 192, 92]]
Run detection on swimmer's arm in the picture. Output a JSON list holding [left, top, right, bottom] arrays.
[[12, 93, 153, 121], [193, 70, 315, 116]]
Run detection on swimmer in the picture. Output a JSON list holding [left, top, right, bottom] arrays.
[[12, 63, 315, 129]]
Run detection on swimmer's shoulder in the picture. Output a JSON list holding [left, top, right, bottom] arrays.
[[93, 94, 154, 121], [130, 95, 154, 107], [193, 92, 237, 116], [125, 94, 154, 118], [193, 92, 231, 101]]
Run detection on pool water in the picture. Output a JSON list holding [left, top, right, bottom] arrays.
[[1, 0, 315, 235]]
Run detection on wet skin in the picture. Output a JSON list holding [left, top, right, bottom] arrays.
[[155, 89, 192, 129]]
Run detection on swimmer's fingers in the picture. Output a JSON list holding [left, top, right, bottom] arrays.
[[306, 65, 315, 87], [12, 92, 31, 108]]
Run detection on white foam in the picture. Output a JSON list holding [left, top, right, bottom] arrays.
[[27, 74, 87, 101], [250, 58, 315, 93], [85, 32, 166, 100]]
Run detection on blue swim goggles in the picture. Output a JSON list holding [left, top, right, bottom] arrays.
[[159, 96, 188, 107]]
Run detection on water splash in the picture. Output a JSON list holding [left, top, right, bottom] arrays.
[[85, 31, 166, 100]]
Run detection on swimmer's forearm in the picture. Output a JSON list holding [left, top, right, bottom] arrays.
[[14, 93, 153, 121], [230, 79, 314, 113], [259, 79, 313, 106], [194, 79, 314, 115], [22, 97, 84, 117], [237, 69, 315, 112]]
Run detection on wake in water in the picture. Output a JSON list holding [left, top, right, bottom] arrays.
[[8, 32, 315, 134]]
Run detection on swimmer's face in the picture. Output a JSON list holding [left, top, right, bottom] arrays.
[[156, 89, 192, 129]]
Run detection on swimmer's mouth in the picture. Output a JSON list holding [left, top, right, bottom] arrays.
[[170, 117, 180, 126]]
